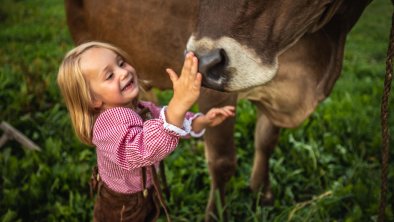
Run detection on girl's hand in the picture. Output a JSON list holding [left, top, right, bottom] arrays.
[[192, 106, 236, 133], [165, 52, 202, 127], [166, 52, 202, 112], [204, 106, 236, 127]]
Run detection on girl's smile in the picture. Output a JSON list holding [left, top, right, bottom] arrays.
[[121, 75, 135, 92]]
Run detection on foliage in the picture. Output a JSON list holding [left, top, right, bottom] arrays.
[[0, 0, 393, 221]]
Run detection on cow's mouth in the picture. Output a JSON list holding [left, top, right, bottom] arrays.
[[201, 68, 227, 91]]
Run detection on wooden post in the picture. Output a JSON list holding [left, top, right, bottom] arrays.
[[0, 121, 41, 151]]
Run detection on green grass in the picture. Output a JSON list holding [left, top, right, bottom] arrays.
[[1, 0, 393, 221]]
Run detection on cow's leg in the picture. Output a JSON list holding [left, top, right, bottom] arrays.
[[198, 88, 237, 222], [250, 108, 280, 205]]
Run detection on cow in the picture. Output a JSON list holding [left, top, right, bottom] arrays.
[[64, 0, 372, 220]]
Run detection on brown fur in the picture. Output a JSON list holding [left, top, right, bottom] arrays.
[[64, 0, 372, 221]]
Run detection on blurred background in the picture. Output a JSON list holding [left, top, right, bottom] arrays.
[[0, 0, 393, 221]]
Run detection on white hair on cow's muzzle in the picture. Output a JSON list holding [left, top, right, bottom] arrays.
[[186, 35, 278, 91]]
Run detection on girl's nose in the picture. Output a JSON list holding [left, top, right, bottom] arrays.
[[119, 67, 129, 79]]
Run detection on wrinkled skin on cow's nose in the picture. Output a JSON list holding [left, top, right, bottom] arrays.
[[195, 48, 228, 91]]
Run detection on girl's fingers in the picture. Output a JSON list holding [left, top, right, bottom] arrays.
[[211, 109, 224, 119], [194, 73, 202, 87], [166, 68, 178, 83], [223, 106, 236, 115], [214, 107, 235, 117], [181, 52, 193, 77], [206, 106, 236, 126], [224, 106, 235, 111], [226, 108, 236, 116], [182, 53, 199, 81], [223, 110, 233, 117], [190, 56, 198, 77]]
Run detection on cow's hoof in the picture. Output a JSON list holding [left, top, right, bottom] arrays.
[[260, 190, 274, 206]]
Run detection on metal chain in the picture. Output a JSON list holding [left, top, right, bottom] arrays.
[[378, 1, 394, 221]]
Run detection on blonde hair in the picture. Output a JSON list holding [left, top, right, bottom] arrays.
[[57, 41, 144, 146]]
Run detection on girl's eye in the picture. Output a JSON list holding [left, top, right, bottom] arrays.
[[106, 73, 113, 80], [118, 60, 125, 67]]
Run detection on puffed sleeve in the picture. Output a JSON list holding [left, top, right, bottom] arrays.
[[92, 107, 189, 170]]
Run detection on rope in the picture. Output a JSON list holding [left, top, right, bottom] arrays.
[[378, 1, 394, 221]]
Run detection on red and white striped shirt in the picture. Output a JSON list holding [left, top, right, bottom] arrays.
[[92, 101, 203, 194]]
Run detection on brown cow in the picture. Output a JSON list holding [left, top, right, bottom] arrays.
[[64, 0, 372, 221]]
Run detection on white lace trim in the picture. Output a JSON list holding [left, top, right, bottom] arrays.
[[188, 113, 205, 138], [160, 106, 189, 137]]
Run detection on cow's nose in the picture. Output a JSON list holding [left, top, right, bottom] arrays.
[[197, 48, 227, 76], [193, 48, 228, 91]]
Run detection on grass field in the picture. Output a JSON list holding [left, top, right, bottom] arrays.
[[1, 0, 393, 221]]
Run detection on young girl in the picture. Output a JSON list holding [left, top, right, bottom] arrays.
[[57, 41, 235, 222]]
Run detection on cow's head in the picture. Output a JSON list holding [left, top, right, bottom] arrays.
[[187, 0, 371, 92]]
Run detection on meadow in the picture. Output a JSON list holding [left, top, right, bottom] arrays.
[[0, 0, 393, 221]]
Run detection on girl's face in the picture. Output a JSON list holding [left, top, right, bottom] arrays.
[[80, 47, 139, 110]]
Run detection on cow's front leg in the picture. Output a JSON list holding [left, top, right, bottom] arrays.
[[198, 89, 237, 222], [250, 108, 280, 205]]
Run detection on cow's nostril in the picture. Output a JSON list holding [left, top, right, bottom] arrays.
[[198, 48, 227, 77], [196, 48, 228, 91]]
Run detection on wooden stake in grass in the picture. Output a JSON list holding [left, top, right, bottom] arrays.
[[0, 121, 40, 151]]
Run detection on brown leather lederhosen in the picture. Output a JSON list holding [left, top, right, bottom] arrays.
[[90, 107, 171, 222]]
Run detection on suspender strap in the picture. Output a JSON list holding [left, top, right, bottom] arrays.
[[89, 165, 99, 198], [151, 165, 171, 222], [139, 105, 171, 221], [141, 167, 148, 198], [159, 161, 170, 199]]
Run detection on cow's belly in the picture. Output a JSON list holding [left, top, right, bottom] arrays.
[[238, 67, 322, 129]]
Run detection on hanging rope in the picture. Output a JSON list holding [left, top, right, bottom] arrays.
[[378, 1, 394, 221]]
